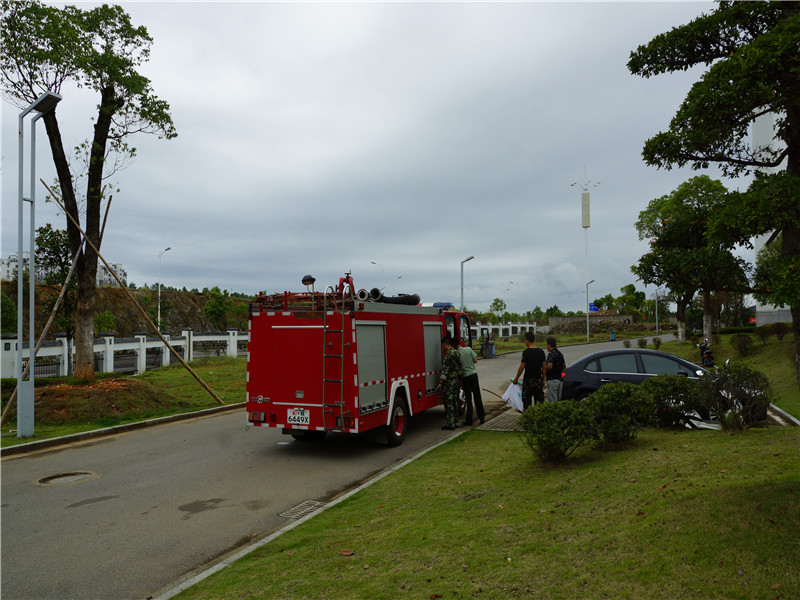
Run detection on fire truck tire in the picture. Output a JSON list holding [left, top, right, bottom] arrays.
[[386, 397, 409, 447], [291, 431, 327, 441]]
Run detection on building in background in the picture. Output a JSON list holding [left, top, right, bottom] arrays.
[[751, 113, 792, 325], [1, 252, 127, 287]]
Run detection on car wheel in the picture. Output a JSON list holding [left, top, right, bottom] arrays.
[[576, 391, 593, 402]]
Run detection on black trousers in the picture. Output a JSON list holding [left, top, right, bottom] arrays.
[[462, 373, 485, 423]]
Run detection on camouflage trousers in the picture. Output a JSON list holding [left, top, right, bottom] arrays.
[[522, 379, 545, 411], [442, 389, 459, 428]]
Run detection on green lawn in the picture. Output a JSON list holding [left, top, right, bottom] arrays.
[[0, 356, 245, 447], [173, 426, 800, 600]]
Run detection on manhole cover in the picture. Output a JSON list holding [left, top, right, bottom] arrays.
[[35, 471, 101, 487], [279, 500, 325, 520]]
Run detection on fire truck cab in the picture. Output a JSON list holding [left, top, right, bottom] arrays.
[[245, 275, 471, 446]]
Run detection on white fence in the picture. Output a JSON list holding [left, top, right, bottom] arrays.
[[1, 328, 248, 379], [471, 322, 540, 339]]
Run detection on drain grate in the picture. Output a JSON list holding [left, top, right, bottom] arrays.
[[36, 471, 101, 487], [279, 499, 325, 520]]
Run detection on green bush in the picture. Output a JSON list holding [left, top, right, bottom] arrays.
[[697, 363, 772, 430], [731, 333, 753, 356], [637, 337, 648, 348], [623, 340, 631, 348], [752, 325, 771, 345], [587, 382, 655, 444], [518, 401, 597, 463], [639, 375, 703, 428], [770, 322, 790, 342], [653, 336, 662, 350]]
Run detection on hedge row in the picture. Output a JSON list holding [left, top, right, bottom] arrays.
[[518, 364, 772, 463]]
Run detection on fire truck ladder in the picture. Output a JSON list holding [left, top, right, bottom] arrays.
[[321, 285, 350, 428]]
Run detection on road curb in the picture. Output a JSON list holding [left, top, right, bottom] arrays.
[[0, 402, 246, 458]]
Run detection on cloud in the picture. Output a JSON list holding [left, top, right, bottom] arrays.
[[3, 1, 742, 314]]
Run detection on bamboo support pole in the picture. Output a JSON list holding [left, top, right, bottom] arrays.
[[43, 180, 225, 405], [1, 194, 114, 426]]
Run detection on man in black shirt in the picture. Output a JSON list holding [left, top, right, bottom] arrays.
[[512, 331, 546, 410], [545, 336, 565, 402]]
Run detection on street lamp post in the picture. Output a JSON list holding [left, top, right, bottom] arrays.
[[158, 247, 171, 331], [585, 279, 595, 343], [460, 256, 474, 312], [16, 91, 62, 438]]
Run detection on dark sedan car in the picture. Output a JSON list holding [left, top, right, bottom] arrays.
[[561, 348, 706, 400]]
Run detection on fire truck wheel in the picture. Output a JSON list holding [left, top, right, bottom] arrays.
[[386, 398, 409, 447]]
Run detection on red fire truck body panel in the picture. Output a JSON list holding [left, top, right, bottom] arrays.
[[245, 288, 471, 445]]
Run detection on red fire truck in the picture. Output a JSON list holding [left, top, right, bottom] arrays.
[[245, 274, 472, 446]]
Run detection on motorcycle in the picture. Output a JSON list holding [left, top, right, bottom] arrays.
[[698, 338, 714, 367]]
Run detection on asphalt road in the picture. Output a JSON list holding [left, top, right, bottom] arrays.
[[2, 407, 471, 600], [0, 337, 657, 600]]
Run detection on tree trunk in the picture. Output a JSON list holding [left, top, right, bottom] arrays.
[[73, 277, 96, 380], [702, 290, 713, 343], [675, 300, 687, 344]]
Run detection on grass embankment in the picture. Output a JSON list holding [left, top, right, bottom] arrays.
[[173, 427, 799, 600], [0, 356, 245, 447]]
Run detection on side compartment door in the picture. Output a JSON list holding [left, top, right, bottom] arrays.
[[423, 322, 444, 399], [356, 322, 387, 412]]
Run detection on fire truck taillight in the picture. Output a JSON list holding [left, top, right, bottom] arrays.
[[336, 416, 355, 428], [248, 412, 266, 423]]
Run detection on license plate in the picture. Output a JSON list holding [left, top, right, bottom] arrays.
[[287, 408, 310, 426]]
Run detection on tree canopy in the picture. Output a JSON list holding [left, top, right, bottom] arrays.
[[1, 1, 176, 379], [629, 0, 800, 387], [633, 175, 749, 342]]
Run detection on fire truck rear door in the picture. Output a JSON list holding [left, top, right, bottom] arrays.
[[271, 325, 324, 416]]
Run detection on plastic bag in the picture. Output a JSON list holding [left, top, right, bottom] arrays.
[[502, 381, 523, 412]]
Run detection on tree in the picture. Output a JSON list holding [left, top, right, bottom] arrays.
[[632, 176, 748, 342], [592, 293, 617, 312], [628, 1, 800, 387], [203, 287, 233, 330], [615, 284, 647, 321], [489, 298, 506, 320], [35, 223, 78, 373], [1, 293, 16, 334], [94, 310, 116, 335], [1, 1, 176, 380]]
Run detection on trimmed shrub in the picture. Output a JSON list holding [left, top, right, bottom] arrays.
[[586, 382, 655, 444], [653, 336, 662, 350], [623, 340, 631, 348], [697, 363, 772, 430], [753, 325, 771, 345], [731, 333, 753, 356], [639, 374, 703, 428], [518, 401, 597, 463], [637, 337, 648, 348], [770, 322, 790, 342]]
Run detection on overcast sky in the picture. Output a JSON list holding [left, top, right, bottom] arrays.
[[2, 0, 746, 314]]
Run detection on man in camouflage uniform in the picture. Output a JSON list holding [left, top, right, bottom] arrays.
[[436, 335, 462, 430]]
